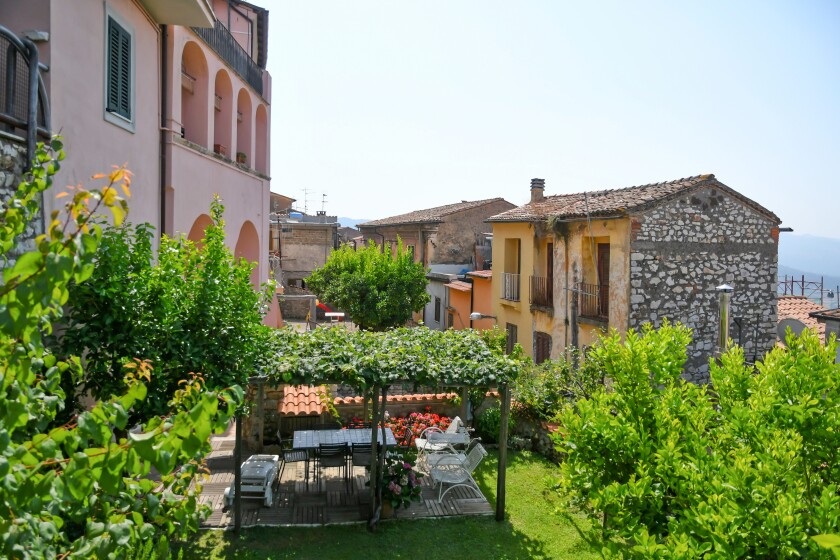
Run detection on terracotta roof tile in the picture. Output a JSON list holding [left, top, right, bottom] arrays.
[[359, 198, 510, 228], [487, 175, 779, 224], [277, 385, 327, 416], [446, 280, 472, 292], [810, 308, 840, 321], [333, 393, 458, 406], [467, 270, 492, 279], [778, 296, 825, 342]]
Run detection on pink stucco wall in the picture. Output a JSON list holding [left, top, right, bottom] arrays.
[[2, 0, 273, 302]]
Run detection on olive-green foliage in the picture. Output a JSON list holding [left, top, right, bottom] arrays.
[[512, 349, 604, 421], [0, 142, 242, 559], [306, 238, 430, 331], [475, 403, 516, 444], [557, 321, 840, 558], [59, 197, 272, 422]]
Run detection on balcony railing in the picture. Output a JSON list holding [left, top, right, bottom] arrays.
[[577, 282, 609, 320], [501, 272, 520, 302], [530, 275, 553, 307], [192, 21, 263, 96]]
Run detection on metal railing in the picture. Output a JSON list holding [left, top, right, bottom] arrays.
[[530, 275, 553, 307], [0, 25, 50, 166], [577, 282, 608, 320], [192, 20, 264, 96], [501, 272, 520, 302]]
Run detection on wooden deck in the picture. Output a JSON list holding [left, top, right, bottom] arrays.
[[200, 435, 493, 528]]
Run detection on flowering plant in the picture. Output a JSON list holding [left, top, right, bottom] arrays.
[[385, 407, 451, 447], [380, 453, 424, 509]]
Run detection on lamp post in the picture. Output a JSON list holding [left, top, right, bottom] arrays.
[[469, 311, 497, 322]]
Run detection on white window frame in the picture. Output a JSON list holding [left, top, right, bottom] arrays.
[[103, 4, 136, 132]]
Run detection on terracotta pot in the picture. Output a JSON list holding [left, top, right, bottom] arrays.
[[381, 501, 395, 519]]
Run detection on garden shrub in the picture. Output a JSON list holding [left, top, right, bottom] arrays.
[[512, 349, 604, 421], [476, 402, 516, 444], [557, 321, 840, 558]]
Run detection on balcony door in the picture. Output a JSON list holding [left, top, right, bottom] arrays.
[[597, 243, 610, 318]]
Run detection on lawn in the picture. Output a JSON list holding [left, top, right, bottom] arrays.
[[182, 450, 597, 560]]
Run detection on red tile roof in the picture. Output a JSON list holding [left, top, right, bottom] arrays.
[[487, 175, 779, 224], [810, 308, 840, 321], [277, 385, 327, 416], [333, 392, 459, 406], [778, 296, 825, 342], [359, 198, 510, 228], [467, 270, 492, 279], [446, 280, 472, 292]]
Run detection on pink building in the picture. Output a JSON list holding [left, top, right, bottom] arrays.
[[1, 0, 272, 289]]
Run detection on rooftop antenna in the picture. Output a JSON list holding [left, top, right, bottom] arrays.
[[321, 193, 327, 213], [301, 187, 311, 214]]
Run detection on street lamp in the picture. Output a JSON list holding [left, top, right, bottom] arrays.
[[469, 312, 497, 322]]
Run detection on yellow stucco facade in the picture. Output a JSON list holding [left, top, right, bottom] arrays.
[[490, 217, 631, 360]]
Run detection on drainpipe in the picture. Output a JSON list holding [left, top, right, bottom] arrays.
[[716, 284, 734, 357], [159, 25, 168, 236]]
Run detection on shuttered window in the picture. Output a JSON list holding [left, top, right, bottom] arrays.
[[534, 331, 551, 364], [106, 17, 131, 120], [505, 323, 518, 355]]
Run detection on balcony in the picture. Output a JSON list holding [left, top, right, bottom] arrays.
[[530, 275, 553, 308], [577, 282, 608, 321], [192, 20, 263, 96], [501, 273, 520, 302]]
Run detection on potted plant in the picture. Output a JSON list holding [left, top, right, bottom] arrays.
[[377, 452, 423, 517], [236, 151, 247, 164]]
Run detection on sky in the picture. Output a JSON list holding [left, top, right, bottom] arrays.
[[266, 1, 840, 239]]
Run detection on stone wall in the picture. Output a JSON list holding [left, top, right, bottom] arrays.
[[435, 199, 515, 266], [629, 186, 778, 383], [0, 134, 42, 267]]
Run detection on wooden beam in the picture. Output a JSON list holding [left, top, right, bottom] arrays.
[[367, 386, 380, 526], [496, 383, 510, 522]]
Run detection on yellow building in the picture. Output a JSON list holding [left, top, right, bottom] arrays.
[[487, 176, 780, 381]]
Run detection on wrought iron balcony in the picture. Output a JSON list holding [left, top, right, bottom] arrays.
[[577, 282, 609, 320], [192, 20, 263, 96], [530, 275, 553, 308], [501, 273, 520, 302]]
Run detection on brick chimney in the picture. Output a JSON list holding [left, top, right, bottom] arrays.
[[530, 178, 545, 203]]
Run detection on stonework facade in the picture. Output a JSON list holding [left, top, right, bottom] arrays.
[[0, 134, 42, 266], [629, 186, 778, 382]]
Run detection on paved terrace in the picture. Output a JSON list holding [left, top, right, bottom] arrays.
[[199, 431, 493, 528]]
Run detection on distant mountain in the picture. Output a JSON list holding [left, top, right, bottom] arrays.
[[337, 217, 371, 229], [779, 234, 840, 278]]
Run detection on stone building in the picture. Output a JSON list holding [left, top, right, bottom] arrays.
[[270, 211, 339, 289], [487, 175, 781, 382], [358, 198, 515, 272]]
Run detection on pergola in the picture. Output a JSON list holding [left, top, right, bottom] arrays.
[[230, 326, 523, 530]]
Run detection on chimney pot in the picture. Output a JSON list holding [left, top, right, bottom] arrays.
[[530, 178, 545, 203]]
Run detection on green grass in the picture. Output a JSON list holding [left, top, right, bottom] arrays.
[[182, 450, 597, 560]]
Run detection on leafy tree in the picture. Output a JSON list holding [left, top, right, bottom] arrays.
[[0, 141, 242, 558], [557, 321, 840, 558], [58, 197, 272, 422], [306, 238, 430, 331]]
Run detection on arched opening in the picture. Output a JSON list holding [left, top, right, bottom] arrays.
[[187, 214, 214, 246], [213, 70, 234, 159], [255, 104, 268, 174], [236, 89, 252, 165], [234, 220, 260, 287], [180, 41, 209, 147]]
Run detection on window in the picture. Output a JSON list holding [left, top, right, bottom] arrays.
[[505, 323, 518, 355], [434, 297, 441, 323], [534, 332, 551, 364], [104, 9, 134, 129]]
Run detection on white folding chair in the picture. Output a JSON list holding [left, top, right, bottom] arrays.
[[430, 442, 488, 502]]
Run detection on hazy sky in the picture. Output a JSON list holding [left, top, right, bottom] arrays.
[[267, 1, 839, 239]]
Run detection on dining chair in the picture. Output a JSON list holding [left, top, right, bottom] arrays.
[[317, 442, 349, 490]]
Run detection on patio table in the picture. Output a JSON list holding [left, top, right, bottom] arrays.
[[293, 427, 398, 450]]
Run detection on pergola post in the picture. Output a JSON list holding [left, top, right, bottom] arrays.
[[496, 383, 510, 522], [367, 386, 380, 525], [234, 412, 242, 532]]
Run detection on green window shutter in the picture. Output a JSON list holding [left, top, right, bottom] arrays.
[[106, 17, 131, 120]]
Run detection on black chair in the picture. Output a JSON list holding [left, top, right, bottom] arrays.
[[317, 442, 349, 489], [280, 448, 310, 489], [351, 442, 372, 470]]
